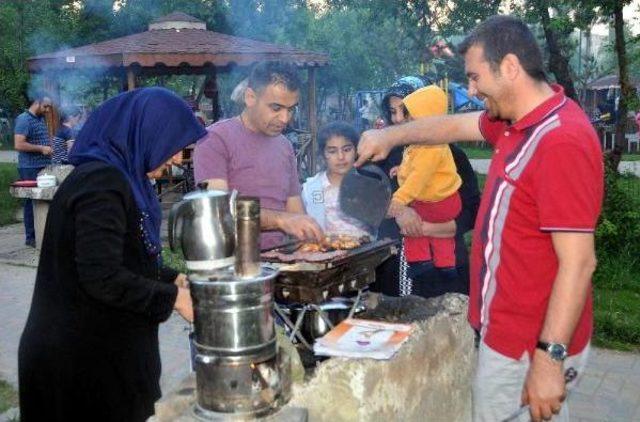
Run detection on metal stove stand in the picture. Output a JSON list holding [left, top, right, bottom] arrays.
[[274, 289, 365, 350]]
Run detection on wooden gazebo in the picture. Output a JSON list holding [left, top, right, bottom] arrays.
[[27, 12, 329, 170]]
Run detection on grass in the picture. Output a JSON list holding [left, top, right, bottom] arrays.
[[592, 174, 640, 351], [0, 163, 20, 226], [0, 379, 18, 414], [592, 251, 640, 351], [162, 247, 187, 273], [457, 144, 493, 160]]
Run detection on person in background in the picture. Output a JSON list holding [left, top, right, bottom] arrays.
[[359, 98, 372, 130], [302, 121, 369, 237], [357, 15, 603, 422], [18, 87, 205, 422], [373, 76, 480, 298], [51, 106, 82, 164], [374, 115, 386, 129], [194, 61, 323, 249], [186, 99, 206, 126], [388, 85, 462, 281], [14, 91, 53, 248]]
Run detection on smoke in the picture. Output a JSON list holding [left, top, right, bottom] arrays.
[[26, 26, 121, 111]]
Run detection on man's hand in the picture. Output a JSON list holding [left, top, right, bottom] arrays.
[[278, 213, 324, 242], [40, 145, 52, 156], [396, 206, 423, 237], [522, 349, 566, 422], [355, 129, 396, 167]]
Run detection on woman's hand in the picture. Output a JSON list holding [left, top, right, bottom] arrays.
[[173, 273, 188, 288], [396, 207, 423, 237], [174, 287, 194, 322], [389, 166, 399, 178]]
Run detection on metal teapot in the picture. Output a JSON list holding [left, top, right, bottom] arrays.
[[168, 186, 238, 271]]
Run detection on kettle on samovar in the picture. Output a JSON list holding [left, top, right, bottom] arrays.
[[168, 183, 238, 272]]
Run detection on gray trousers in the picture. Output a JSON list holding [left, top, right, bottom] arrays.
[[473, 340, 589, 422]]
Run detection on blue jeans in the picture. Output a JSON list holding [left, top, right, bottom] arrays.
[[18, 167, 42, 243]]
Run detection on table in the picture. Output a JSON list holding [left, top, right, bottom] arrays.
[[8, 165, 74, 249], [9, 185, 57, 249]]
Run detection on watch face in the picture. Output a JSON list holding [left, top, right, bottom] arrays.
[[548, 343, 568, 361]]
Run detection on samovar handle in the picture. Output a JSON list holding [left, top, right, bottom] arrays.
[[229, 189, 238, 222], [168, 200, 185, 253]]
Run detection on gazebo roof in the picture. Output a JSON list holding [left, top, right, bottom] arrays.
[[28, 12, 329, 72], [151, 11, 204, 24], [586, 74, 640, 90]]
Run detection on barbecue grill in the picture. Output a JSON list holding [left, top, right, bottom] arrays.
[[261, 238, 398, 348], [262, 238, 398, 304]]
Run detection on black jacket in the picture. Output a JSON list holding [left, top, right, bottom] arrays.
[[19, 161, 179, 422]]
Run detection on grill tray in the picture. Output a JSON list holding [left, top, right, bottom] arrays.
[[261, 238, 398, 304]]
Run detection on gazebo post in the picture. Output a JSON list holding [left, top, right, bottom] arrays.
[[308, 67, 318, 174], [127, 68, 136, 91], [204, 68, 220, 122]]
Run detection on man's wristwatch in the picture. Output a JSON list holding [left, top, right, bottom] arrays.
[[536, 341, 568, 362]]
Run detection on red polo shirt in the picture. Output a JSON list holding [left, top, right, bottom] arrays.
[[468, 85, 603, 359]]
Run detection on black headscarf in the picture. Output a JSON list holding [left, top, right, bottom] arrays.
[[380, 76, 432, 124]]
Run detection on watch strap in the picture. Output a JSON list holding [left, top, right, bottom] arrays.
[[536, 340, 551, 351], [536, 341, 568, 361]]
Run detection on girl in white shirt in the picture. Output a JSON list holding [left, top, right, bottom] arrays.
[[302, 122, 369, 237]]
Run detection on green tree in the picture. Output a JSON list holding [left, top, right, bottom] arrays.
[[526, 0, 578, 101], [583, 0, 639, 166], [0, 0, 76, 112]]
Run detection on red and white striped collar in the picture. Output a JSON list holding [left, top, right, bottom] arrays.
[[511, 84, 567, 132]]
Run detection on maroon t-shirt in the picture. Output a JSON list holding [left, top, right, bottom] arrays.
[[193, 117, 301, 249]]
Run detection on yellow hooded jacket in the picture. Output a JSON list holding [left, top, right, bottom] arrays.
[[393, 85, 462, 205]]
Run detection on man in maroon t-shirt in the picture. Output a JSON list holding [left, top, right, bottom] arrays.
[[356, 15, 603, 422], [194, 62, 322, 249]]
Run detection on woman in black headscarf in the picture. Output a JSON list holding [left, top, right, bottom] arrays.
[[371, 76, 481, 298], [18, 87, 207, 422]]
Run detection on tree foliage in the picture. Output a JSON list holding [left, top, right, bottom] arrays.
[[0, 0, 635, 124]]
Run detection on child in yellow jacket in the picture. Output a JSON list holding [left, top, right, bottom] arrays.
[[392, 85, 462, 279]]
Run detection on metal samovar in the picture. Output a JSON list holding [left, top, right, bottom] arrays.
[[169, 193, 290, 420]]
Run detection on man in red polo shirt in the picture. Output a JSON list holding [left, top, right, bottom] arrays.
[[356, 15, 603, 422]]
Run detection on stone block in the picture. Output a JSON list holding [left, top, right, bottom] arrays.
[[288, 293, 474, 422]]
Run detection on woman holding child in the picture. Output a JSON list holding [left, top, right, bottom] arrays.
[[374, 76, 480, 299]]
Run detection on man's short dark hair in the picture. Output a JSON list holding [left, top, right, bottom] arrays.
[[318, 121, 359, 152], [248, 61, 301, 93], [458, 15, 547, 82], [27, 90, 50, 105]]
